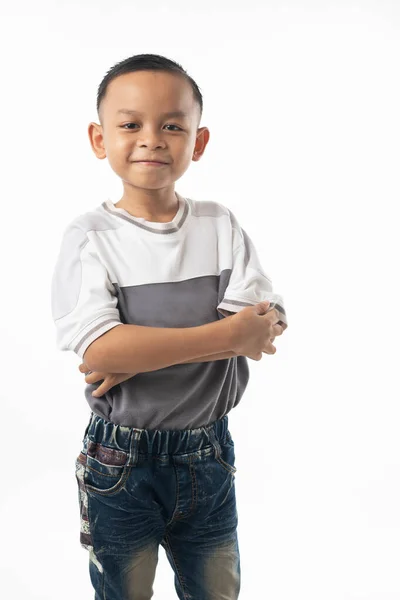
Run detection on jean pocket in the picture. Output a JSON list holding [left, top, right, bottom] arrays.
[[215, 437, 237, 476], [83, 440, 131, 496]]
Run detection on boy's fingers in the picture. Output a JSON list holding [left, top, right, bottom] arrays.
[[85, 372, 104, 384], [92, 381, 105, 397], [92, 380, 111, 397], [263, 345, 276, 354], [92, 374, 118, 397]]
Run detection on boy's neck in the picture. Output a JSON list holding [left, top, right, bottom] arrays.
[[115, 189, 179, 222]]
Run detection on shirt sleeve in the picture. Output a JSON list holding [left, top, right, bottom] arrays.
[[50, 223, 123, 360], [217, 210, 288, 328]]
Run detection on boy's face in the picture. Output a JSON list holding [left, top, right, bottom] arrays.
[[88, 70, 209, 192]]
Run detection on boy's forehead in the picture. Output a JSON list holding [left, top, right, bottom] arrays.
[[104, 71, 195, 117]]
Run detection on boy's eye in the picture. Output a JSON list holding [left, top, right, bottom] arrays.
[[121, 123, 182, 131]]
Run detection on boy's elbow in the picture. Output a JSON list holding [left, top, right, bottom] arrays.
[[83, 324, 126, 372], [83, 340, 105, 372]]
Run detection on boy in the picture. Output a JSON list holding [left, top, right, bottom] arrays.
[[51, 53, 287, 600]]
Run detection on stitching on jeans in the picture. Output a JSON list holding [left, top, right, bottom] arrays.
[[164, 534, 190, 600], [169, 456, 198, 522], [215, 440, 237, 475], [85, 466, 132, 496], [189, 456, 197, 514], [85, 464, 125, 477], [216, 455, 237, 475], [166, 462, 181, 526]]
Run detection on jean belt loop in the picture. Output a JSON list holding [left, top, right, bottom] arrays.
[[224, 415, 229, 440], [126, 428, 141, 467], [206, 423, 222, 460], [82, 412, 93, 443]]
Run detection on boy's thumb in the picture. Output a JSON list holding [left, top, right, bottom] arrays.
[[255, 300, 271, 314]]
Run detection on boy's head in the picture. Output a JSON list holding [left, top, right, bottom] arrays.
[[88, 53, 210, 193]]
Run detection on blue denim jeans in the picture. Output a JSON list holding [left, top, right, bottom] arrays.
[[75, 412, 240, 599]]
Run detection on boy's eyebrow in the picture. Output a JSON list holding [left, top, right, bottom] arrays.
[[116, 109, 190, 119]]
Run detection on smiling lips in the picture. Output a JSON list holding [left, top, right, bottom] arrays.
[[134, 159, 169, 165], [136, 162, 166, 166]]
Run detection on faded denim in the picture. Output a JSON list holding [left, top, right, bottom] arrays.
[[75, 411, 240, 599]]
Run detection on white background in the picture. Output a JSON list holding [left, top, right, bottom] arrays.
[[0, 1, 399, 599]]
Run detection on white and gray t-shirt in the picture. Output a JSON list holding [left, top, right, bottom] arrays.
[[51, 192, 287, 430]]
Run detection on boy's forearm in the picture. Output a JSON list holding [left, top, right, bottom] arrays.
[[85, 318, 235, 373], [180, 350, 239, 364]]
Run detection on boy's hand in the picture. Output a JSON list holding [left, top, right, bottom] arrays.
[[78, 363, 138, 397], [265, 304, 287, 346], [229, 301, 285, 360]]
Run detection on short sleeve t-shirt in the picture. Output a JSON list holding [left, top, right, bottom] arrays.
[[51, 192, 287, 430]]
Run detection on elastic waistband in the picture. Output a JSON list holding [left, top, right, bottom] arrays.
[[84, 411, 230, 458]]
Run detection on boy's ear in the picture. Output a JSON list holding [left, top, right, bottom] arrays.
[[88, 122, 107, 159], [192, 127, 210, 162]]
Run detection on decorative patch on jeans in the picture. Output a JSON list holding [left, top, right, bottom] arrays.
[[73, 452, 103, 575], [87, 440, 127, 466]]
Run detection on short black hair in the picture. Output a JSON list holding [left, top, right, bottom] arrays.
[[96, 53, 203, 126]]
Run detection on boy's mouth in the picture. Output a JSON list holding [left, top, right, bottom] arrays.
[[134, 161, 168, 167], [133, 157, 170, 164]]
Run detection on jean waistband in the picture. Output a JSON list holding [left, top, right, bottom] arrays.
[[84, 412, 230, 465]]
